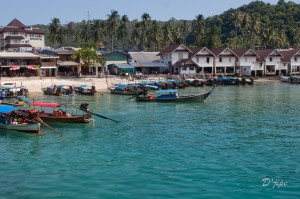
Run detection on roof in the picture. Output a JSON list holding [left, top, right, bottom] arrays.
[[4, 36, 25, 40], [190, 47, 215, 57], [129, 52, 160, 62], [210, 47, 237, 57], [6, 18, 26, 28], [0, 105, 20, 114], [255, 49, 283, 62], [173, 59, 198, 67], [0, 52, 39, 58], [156, 89, 179, 94], [57, 61, 80, 66], [5, 44, 32, 48], [138, 62, 168, 68], [31, 102, 60, 108], [157, 44, 192, 55], [114, 63, 135, 69], [232, 49, 259, 57], [278, 49, 300, 62]]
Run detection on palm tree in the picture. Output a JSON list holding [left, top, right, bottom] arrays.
[[48, 18, 64, 48], [92, 19, 105, 43], [248, 13, 261, 49], [231, 10, 244, 49], [162, 21, 173, 48], [205, 26, 222, 49], [140, 13, 151, 51], [130, 22, 142, 50], [192, 14, 206, 46], [147, 20, 162, 51], [107, 10, 120, 51], [180, 20, 190, 45], [117, 15, 129, 49]]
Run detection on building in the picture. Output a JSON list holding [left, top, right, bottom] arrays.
[[190, 47, 215, 75], [255, 49, 284, 76], [0, 52, 40, 77], [232, 49, 260, 76], [210, 47, 237, 76], [278, 49, 300, 75], [0, 18, 45, 52], [129, 52, 168, 74]]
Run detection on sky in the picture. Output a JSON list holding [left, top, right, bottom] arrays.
[[0, 0, 296, 26]]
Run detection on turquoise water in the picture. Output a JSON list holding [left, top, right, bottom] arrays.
[[0, 83, 299, 199]]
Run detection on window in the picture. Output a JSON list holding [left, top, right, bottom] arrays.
[[245, 57, 247, 62], [284, 63, 286, 66], [270, 57, 273, 62], [182, 67, 187, 70], [189, 66, 194, 70], [169, 54, 171, 59], [206, 57, 209, 63], [196, 57, 199, 62], [219, 57, 222, 62], [295, 57, 297, 62], [229, 57, 231, 62], [236, 58, 239, 62], [178, 53, 183, 59]]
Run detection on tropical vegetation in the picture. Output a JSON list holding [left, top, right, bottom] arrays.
[[38, 0, 300, 51]]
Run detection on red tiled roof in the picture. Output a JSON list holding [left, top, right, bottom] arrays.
[[4, 36, 25, 40], [231, 49, 258, 57], [173, 59, 197, 67], [278, 49, 300, 62], [0, 27, 25, 33], [157, 44, 191, 55], [25, 28, 44, 34], [6, 18, 26, 28]]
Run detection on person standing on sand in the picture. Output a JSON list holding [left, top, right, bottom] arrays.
[[1, 89, 6, 101]]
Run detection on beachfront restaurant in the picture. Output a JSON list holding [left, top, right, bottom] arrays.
[[57, 61, 80, 77], [0, 52, 40, 77]]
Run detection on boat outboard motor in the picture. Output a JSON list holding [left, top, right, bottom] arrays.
[[80, 103, 89, 112]]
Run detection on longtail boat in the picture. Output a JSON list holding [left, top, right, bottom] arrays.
[[136, 86, 215, 102], [31, 102, 92, 123], [0, 105, 41, 133]]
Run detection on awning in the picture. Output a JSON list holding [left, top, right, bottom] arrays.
[[31, 102, 61, 107], [26, 65, 37, 70], [40, 66, 57, 69], [9, 66, 20, 70]]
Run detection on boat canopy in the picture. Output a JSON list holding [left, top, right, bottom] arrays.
[[31, 102, 61, 107], [0, 105, 20, 113], [155, 89, 179, 94]]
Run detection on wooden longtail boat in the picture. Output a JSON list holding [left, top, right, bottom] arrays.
[[136, 86, 215, 102], [31, 102, 92, 123], [0, 105, 41, 133]]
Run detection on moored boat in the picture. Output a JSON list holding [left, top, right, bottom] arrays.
[[136, 85, 215, 102], [0, 105, 41, 133], [31, 102, 92, 123]]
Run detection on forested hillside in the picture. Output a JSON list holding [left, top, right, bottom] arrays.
[[35, 0, 300, 50]]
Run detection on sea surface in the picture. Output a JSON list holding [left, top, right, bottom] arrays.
[[0, 82, 299, 199]]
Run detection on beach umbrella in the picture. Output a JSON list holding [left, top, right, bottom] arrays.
[[26, 65, 36, 70], [9, 66, 20, 70]]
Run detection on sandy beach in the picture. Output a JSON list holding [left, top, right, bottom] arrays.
[[0, 76, 130, 94], [0, 76, 279, 94]]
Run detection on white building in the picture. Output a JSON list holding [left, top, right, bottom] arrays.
[[0, 18, 45, 52], [278, 49, 300, 75], [255, 49, 284, 76], [190, 47, 215, 74], [232, 49, 261, 76], [210, 48, 237, 76]]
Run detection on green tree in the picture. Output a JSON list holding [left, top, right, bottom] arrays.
[[107, 10, 120, 51], [192, 15, 206, 46], [117, 15, 130, 49], [48, 18, 64, 48], [140, 13, 151, 51]]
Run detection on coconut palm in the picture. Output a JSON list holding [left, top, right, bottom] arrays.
[[192, 14, 206, 46], [48, 18, 64, 48], [140, 13, 151, 51], [162, 21, 173, 48], [107, 10, 120, 51], [92, 20, 105, 42], [117, 15, 130, 49]]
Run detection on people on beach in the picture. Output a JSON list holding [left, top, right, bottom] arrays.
[[1, 89, 6, 100]]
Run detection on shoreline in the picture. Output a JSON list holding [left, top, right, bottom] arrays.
[[0, 76, 281, 94]]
